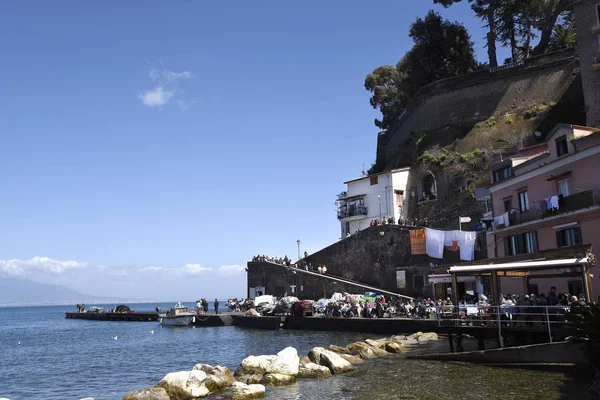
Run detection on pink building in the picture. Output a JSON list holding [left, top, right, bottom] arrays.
[[486, 124, 600, 298]]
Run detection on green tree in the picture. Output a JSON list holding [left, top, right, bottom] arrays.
[[434, 0, 500, 67], [365, 11, 476, 130], [547, 24, 576, 51], [435, 0, 573, 63]]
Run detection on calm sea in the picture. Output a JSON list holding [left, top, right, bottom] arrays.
[[0, 303, 593, 400]]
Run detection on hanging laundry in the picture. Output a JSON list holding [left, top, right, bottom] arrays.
[[409, 229, 426, 255], [546, 198, 552, 210], [444, 230, 460, 251], [426, 228, 445, 259], [457, 231, 476, 261], [502, 211, 510, 227], [492, 215, 504, 230], [550, 195, 559, 210]]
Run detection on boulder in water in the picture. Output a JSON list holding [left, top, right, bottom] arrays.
[[385, 342, 407, 353], [339, 353, 364, 364], [192, 364, 235, 391], [122, 387, 169, 400], [226, 382, 266, 400], [417, 332, 439, 342], [261, 373, 296, 386], [319, 350, 355, 374], [156, 370, 210, 399], [298, 362, 332, 378], [346, 342, 386, 359], [268, 347, 299, 375], [328, 344, 349, 354]]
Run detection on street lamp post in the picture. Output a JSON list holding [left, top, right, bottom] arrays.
[[297, 239, 301, 261], [378, 195, 382, 222]]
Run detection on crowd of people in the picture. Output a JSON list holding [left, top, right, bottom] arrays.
[[366, 217, 430, 229], [252, 254, 292, 265]]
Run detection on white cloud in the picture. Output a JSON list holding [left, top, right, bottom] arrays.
[[217, 264, 245, 276], [0, 256, 88, 277], [0, 257, 246, 301], [139, 86, 174, 107], [181, 263, 211, 274], [139, 66, 194, 109]]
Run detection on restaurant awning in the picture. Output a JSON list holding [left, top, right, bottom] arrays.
[[449, 257, 588, 274]]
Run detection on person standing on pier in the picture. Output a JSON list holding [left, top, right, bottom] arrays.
[[214, 298, 220, 314]]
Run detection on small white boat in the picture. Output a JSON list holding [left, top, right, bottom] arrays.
[[159, 302, 196, 326]]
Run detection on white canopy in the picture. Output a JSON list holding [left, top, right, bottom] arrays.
[[449, 257, 588, 274]]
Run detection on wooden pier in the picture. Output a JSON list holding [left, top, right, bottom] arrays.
[[65, 311, 158, 322]]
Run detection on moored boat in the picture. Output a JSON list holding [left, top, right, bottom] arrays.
[[159, 302, 196, 326]]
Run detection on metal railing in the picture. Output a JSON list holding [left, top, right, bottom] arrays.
[[431, 304, 571, 346], [494, 190, 599, 230]]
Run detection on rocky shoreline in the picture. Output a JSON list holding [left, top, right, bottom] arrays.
[[81, 331, 439, 400]]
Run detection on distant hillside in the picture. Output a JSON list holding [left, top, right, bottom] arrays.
[[0, 278, 130, 306]]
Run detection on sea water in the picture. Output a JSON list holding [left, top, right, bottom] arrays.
[[0, 303, 593, 400]]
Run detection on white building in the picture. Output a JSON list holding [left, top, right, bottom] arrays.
[[336, 168, 411, 237]]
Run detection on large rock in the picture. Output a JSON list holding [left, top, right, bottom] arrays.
[[237, 355, 277, 375], [397, 338, 419, 346], [298, 362, 332, 378], [307, 347, 326, 364], [407, 332, 424, 340], [365, 339, 386, 349], [391, 335, 406, 341], [269, 347, 299, 375], [346, 342, 387, 359], [192, 364, 235, 391], [235, 348, 298, 386], [319, 350, 356, 374], [418, 332, 439, 342], [122, 387, 169, 400], [261, 373, 296, 386], [385, 342, 407, 353], [156, 370, 210, 399], [339, 354, 365, 364], [328, 344, 349, 354], [226, 382, 266, 400], [299, 355, 311, 365]]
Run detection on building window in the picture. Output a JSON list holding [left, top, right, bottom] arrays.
[[492, 166, 513, 183], [557, 179, 570, 197], [556, 227, 582, 248], [369, 176, 378, 186], [413, 275, 425, 289], [556, 135, 568, 157], [504, 198, 513, 213], [597, 3, 600, 25], [518, 191, 529, 212], [504, 231, 538, 256]]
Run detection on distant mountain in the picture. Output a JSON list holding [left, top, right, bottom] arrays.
[[0, 278, 133, 306]]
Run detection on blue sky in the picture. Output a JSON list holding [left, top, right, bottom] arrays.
[[0, 1, 510, 300]]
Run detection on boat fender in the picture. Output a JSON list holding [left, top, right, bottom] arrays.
[[159, 318, 163, 325], [192, 316, 196, 323]]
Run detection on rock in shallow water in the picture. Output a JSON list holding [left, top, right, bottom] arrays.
[[339, 353, 365, 364], [346, 342, 387, 359], [385, 342, 407, 353], [122, 387, 169, 400], [298, 362, 332, 378], [192, 364, 236, 391], [156, 370, 210, 399], [261, 373, 296, 386], [319, 349, 356, 374], [226, 382, 266, 400]]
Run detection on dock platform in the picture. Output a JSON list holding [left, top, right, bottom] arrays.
[[65, 311, 158, 322]]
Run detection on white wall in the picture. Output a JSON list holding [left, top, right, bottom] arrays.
[[340, 169, 411, 234]]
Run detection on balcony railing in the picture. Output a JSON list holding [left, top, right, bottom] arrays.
[[495, 190, 599, 230], [337, 205, 368, 220]]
